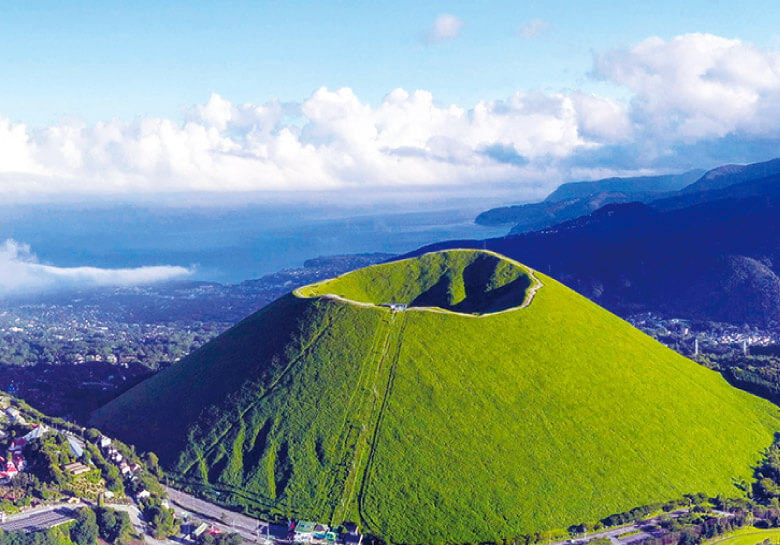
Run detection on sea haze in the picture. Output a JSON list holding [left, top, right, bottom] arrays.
[[0, 202, 509, 284]]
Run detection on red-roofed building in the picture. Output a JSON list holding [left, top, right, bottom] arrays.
[[0, 459, 19, 482]]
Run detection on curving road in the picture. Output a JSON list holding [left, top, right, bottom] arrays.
[[552, 509, 733, 545]]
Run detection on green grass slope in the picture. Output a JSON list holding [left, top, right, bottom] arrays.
[[91, 250, 780, 545]]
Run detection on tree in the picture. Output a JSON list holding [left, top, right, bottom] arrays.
[[199, 533, 243, 545], [113, 511, 132, 543], [71, 508, 99, 545], [85, 429, 101, 443], [142, 452, 162, 478], [96, 507, 117, 540], [223, 533, 243, 545], [144, 504, 180, 539], [96, 507, 132, 544]]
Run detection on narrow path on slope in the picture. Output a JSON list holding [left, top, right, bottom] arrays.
[[325, 311, 395, 523], [356, 311, 408, 534]]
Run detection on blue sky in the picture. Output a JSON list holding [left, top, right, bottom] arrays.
[[2, 1, 780, 201], [3, 0, 779, 124]]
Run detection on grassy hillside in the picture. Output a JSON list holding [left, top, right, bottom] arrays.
[[92, 250, 780, 545]]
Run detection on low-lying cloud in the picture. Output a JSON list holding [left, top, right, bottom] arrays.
[[0, 239, 192, 296], [2, 32, 780, 202]]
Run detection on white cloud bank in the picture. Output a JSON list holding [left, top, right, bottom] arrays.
[[2, 33, 780, 201], [0, 88, 629, 201], [0, 239, 191, 296]]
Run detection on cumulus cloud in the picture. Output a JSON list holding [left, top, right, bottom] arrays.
[[0, 88, 631, 200], [518, 19, 549, 39], [3, 32, 780, 201], [594, 33, 780, 140], [0, 239, 191, 296], [423, 14, 463, 43]]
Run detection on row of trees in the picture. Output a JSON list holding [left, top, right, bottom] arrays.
[[566, 495, 710, 537], [0, 506, 131, 545], [0, 526, 73, 545], [755, 439, 780, 501]]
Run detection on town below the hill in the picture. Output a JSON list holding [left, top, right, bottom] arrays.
[[0, 254, 392, 421]]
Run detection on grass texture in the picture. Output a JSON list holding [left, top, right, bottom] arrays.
[[91, 250, 780, 544]]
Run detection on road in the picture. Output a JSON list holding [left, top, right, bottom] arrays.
[[555, 509, 733, 545], [105, 503, 148, 537], [163, 486, 284, 544], [0, 505, 79, 532]]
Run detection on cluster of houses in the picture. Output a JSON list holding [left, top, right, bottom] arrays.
[[628, 312, 780, 349], [0, 420, 90, 484], [187, 516, 363, 544], [0, 418, 51, 483], [95, 435, 147, 497], [0, 404, 101, 489], [290, 520, 362, 545]]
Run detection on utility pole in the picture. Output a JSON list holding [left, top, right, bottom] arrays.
[[694, 338, 699, 356], [743, 339, 748, 356]]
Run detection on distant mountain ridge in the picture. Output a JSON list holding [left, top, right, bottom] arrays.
[[680, 158, 780, 194], [409, 172, 780, 326], [477, 158, 780, 236], [545, 171, 704, 202], [475, 170, 703, 231]]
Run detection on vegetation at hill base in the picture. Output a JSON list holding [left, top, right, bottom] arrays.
[[94, 506, 132, 544], [196, 531, 244, 545], [91, 250, 780, 544], [0, 525, 75, 545]]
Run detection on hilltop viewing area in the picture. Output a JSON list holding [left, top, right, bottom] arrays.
[[294, 249, 541, 315]]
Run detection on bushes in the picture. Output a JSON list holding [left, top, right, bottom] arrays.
[[84, 443, 123, 496], [141, 498, 180, 539], [0, 526, 75, 545], [95, 507, 132, 544], [197, 532, 243, 545], [70, 509, 98, 545]]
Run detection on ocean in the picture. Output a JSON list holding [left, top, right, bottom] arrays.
[[0, 202, 511, 284]]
